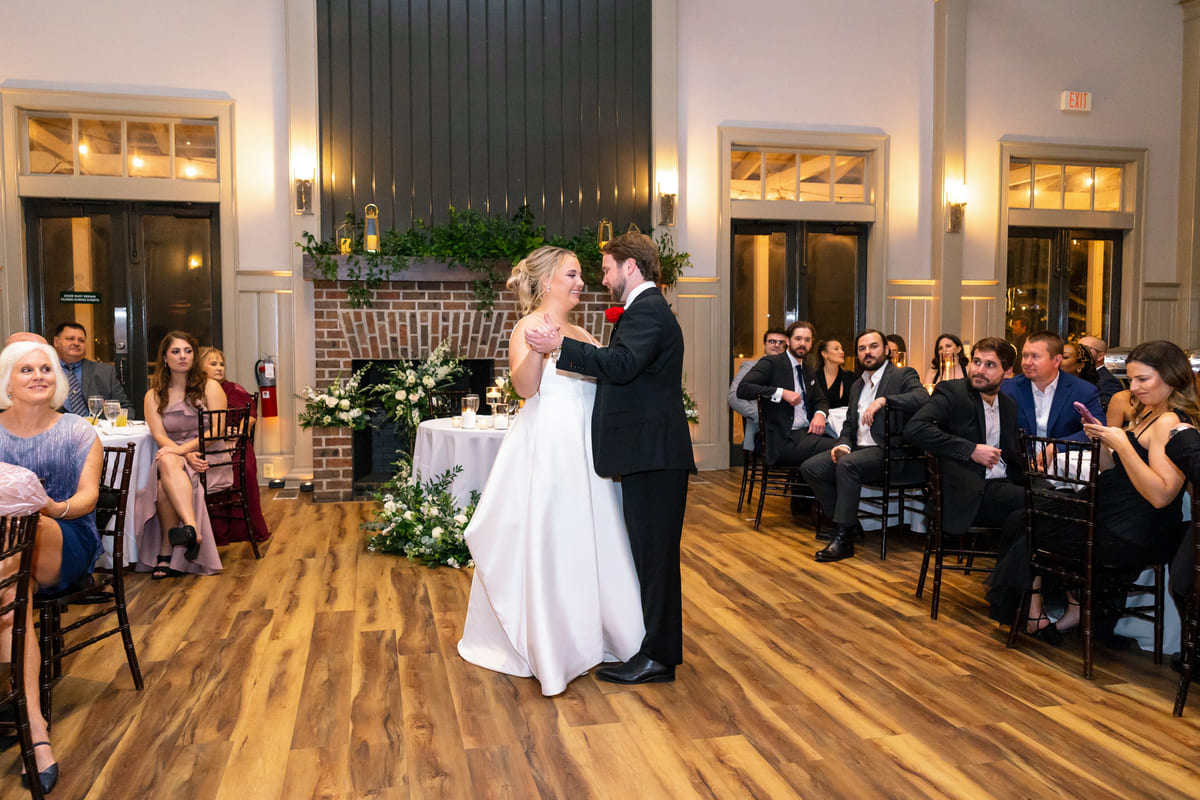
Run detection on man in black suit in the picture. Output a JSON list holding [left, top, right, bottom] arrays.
[[53, 321, 131, 415], [1165, 424, 1200, 665], [526, 232, 694, 685], [904, 337, 1025, 539], [801, 329, 929, 562], [1078, 335, 1125, 410], [735, 320, 835, 468]]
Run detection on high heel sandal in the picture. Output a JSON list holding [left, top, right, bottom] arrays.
[[151, 554, 180, 580], [168, 524, 200, 562], [20, 741, 59, 794], [1025, 613, 1063, 646], [1053, 598, 1081, 635]]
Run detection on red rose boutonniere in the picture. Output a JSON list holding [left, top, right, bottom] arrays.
[[605, 306, 625, 324]]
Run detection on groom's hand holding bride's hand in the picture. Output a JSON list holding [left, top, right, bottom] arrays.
[[525, 312, 564, 354]]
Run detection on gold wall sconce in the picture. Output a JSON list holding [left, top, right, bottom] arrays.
[[657, 170, 678, 227], [597, 218, 614, 248], [945, 182, 967, 233], [293, 151, 315, 215]]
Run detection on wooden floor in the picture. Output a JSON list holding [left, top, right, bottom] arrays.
[[4, 469, 1200, 799]]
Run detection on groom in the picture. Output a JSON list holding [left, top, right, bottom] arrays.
[[526, 231, 695, 684]]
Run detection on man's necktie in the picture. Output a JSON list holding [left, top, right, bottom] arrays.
[[66, 364, 87, 415]]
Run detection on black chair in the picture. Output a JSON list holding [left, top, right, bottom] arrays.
[[916, 455, 1001, 619], [36, 443, 145, 724], [1006, 432, 1174, 679], [858, 405, 929, 559], [751, 397, 820, 532], [0, 512, 46, 799], [1174, 488, 1200, 716], [736, 415, 760, 514], [199, 404, 261, 559]]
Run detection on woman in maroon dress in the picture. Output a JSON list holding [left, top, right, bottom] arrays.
[[200, 347, 270, 544]]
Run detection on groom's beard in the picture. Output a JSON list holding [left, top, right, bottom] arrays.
[[608, 276, 627, 302]]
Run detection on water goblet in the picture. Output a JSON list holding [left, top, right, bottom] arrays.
[[103, 400, 121, 427], [87, 395, 104, 423]]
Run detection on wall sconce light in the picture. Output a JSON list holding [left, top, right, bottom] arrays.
[[657, 170, 678, 227], [945, 182, 968, 233], [293, 152, 316, 215], [597, 218, 613, 248]]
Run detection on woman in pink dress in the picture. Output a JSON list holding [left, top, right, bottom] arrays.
[[134, 331, 227, 578], [199, 347, 270, 545]]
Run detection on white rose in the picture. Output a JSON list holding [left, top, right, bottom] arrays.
[[447, 557, 458, 568], [395, 389, 406, 400], [453, 514, 468, 524], [339, 399, 350, 410], [431, 527, 443, 540], [412, 388, 424, 400], [422, 375, 435, 388], [324, 396, 338, 408], [428, 507, 440, 517], [403, 510, 414, 521], [406, 372, 417, 385], [384, 501, 397, 513], [350, 408, 362, 418]]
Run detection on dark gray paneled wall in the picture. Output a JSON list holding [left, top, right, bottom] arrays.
[[317, 0, 652, 237]]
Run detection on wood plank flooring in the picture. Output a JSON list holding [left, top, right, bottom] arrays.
[[4, 469, 1200, 799]]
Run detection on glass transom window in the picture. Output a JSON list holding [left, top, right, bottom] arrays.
[[1008, 159, 1123, 212], [730, 146, 870, 204], [23, 112, 217, 181]]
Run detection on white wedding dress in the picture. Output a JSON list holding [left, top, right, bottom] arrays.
[[458, 357, 644, 696]]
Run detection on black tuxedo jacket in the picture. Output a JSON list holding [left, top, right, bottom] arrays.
[[558, 287, 695, 478], [837, 361, 928, 451], [904, 378, 1023, 536], [735, 353, 829, 464]]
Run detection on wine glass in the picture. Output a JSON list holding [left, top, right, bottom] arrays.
[[103, 400, 121, 428], [87, 395, 104, 423]]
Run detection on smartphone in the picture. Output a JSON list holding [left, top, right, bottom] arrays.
[[1074, 400, 1100, 425]]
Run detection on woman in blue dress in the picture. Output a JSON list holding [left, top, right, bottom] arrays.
[[0, 339, 104, 793]]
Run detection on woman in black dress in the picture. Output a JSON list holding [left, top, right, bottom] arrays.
[[814, 338, 853, 409], [987, 340, 1199, 636]]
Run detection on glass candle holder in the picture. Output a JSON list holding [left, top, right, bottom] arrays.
[[461, 394, 479, 429]]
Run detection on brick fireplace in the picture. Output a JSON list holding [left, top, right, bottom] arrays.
[[310, 277, 613, 501]]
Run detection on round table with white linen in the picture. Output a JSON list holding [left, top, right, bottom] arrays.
[[412, 417, 510, 504], [96, 421, 158, 567]]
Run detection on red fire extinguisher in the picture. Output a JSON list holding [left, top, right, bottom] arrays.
[[255, 356, 278, 418]]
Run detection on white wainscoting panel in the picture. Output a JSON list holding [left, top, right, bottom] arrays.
[[673, 281, 723, 470]]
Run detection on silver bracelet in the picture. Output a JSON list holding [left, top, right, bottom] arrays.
[[58, 498, 71, 519]]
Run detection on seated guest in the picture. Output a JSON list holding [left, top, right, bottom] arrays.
[[925, 333, 968, 384], [1061, 340, 1100, 385], [1079, 335, 1125, 410], [1008, 312, 1031, 358], [905, 337, 1025, 538], [52, 321, 131, 416], [134, 331, 227, 578], [1000, 331, 1103, 442], [0, 339, 105, 792], [815, 338, 854, 409], [727, 329, 789, 452], [199, 347, 270, 544], [1165, 420, 1200, 656], [987, 340, 1197, 637], [736, 321, 834, 471], [885, 334, 907, 363], [801, 329, 929, 563]]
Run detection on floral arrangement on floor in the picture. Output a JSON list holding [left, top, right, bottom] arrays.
[[682, 376, 700, 425], [375, 340, 466, 429], [363, 458, 478, 568], [297, 365, 373, 430]]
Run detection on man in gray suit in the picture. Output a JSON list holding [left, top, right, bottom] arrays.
[[727, 328, 788, 452], [53, 322, 131, 415]]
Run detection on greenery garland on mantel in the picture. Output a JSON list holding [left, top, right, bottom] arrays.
[[297, 205, 692, 311]]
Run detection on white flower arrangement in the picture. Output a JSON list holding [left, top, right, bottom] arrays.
[[363, 458, 478, 568], [375, 340, 465, 431], [298, 366, 373, 430], [682, 374, 700, 425]]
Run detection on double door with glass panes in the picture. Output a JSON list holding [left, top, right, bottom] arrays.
[[24, 199, 221, 407]]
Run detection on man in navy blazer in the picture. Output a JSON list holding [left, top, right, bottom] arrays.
[[1000, 331, 1103, 442]]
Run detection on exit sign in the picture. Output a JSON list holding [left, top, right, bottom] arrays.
[[1060, 91, 1092, 112]]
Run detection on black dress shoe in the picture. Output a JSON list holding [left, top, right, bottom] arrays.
[[595, 653, 675, 685], [815, 527, 856, 562]]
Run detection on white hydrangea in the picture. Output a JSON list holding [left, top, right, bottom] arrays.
[[339, 398, 350, 410]]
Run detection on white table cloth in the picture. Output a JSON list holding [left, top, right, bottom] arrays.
[[97, 422, 157, 567], [412, 417, 509, 504]]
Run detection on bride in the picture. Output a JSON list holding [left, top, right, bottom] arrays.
[[457, 245, 644, 696]]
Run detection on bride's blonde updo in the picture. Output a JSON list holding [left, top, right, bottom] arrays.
[[507, 245, 578, 316]]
